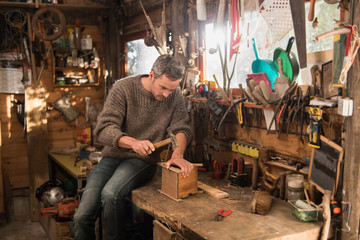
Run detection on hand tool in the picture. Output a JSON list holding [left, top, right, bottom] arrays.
[[153, 131, 178, 149], [215, 97, 246, 133], [40, 198, 79, 219], [267, 82, 297, 134], [308, 107, 322, 148], [215, 208, 231, 221]]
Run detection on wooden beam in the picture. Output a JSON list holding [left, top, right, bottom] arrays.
[[0, 119, 4, 220], [170, 0, 188, 66], [341, 0, 360, 238], [26, 86, 49, 221]]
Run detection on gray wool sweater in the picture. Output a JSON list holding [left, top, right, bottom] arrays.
[[94, 75, 192, 164]]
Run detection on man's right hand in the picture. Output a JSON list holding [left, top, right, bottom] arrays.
[[118, 136, 155, 156], [131, 139, 155, 156]]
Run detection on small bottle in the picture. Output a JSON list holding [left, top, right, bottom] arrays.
[[72, 50, 78, 67], [67, 28, 75, 49], [74, 27, 82, 51]]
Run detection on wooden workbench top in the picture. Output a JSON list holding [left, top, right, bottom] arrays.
[[132, 170, 321, 240], [49, 153, 87, 179]]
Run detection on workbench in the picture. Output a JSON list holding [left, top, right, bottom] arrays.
[[132, 170, 322, 240], [48, 153, 88, 191]]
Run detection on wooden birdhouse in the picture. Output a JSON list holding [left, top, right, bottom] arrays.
[[158, 162, 199, 201]]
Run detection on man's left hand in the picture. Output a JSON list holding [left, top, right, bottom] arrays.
[[165, 155, 194, 178]]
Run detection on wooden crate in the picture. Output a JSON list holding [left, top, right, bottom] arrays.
[[39, 213, 73, 240], [158, 163, 198, 201]]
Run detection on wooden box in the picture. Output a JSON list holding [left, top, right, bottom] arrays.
[[158, 163, 198, 201], [40, 213, 73, 240]]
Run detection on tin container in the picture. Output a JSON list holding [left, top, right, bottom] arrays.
[[288, 200, 319, 222]]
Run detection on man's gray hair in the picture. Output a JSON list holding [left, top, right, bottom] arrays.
[[151, 55, 185, 81]]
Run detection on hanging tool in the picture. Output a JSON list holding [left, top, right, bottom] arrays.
[[308, 107, 323, 148], [235, 102, 245, 127], [215, 97, 246, 133], [215, 208, 231, 221]]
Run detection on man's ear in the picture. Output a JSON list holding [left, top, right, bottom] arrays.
[[149, 71, 154, 81]]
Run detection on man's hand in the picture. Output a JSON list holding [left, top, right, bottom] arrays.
[[165, 154, 194, 177], [130, 139, 155, 156]]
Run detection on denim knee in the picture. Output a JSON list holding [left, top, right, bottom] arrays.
[[101, 187, 127, 209]]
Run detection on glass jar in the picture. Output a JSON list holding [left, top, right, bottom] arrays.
[[287, 174, 305, 200], [81, 35, 93, 51]]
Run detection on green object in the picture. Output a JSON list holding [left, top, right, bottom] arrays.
[[273, 37, 299, 83], [332, 33, 347, 87], [288, 200, 319, 222]]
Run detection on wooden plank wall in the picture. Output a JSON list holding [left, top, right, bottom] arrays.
[[0, 94, 29, 190], [0, 119, 3, 219]]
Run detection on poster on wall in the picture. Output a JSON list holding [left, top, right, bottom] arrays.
[[0, 68, 31, 94]]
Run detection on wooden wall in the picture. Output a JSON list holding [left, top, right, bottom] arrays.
[[0, 25, 105, 192], [0, 94, 29, 190]]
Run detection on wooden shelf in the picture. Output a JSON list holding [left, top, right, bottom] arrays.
[[265, 161, 309, 175], [0, 2, 108, 10], [54, 83, 98, 88]]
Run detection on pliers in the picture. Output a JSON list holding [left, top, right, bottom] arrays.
[[215, 209, 231, 221]]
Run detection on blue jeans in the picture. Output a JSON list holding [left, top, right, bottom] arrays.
[[73, 157, 157, 240]]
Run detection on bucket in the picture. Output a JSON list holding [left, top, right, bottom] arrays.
[[287, 174, 304, 200]]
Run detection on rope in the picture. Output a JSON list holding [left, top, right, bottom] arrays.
[[339, 25, 360, 86]]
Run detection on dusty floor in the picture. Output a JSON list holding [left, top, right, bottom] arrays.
[[0, 219, 49, 240]]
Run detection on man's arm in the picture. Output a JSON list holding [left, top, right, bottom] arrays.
[[117, 136, 155, 156], [165, 132, 194, 177]]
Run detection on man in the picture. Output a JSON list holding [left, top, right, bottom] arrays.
[[73, 55, 193, 240]]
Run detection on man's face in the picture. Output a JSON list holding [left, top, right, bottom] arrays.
[[150, 72, 180, 101]]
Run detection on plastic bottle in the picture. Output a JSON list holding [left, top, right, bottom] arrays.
[[67, 28, 75, 49]]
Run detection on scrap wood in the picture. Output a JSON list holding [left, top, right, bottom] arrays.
[[197, 181, 229, 199]]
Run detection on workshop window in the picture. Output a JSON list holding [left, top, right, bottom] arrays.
[[126, 39, 159, 76], [204, 1, 339, 89]]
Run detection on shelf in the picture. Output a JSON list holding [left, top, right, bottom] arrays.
[[0, 2, 108, 11], [55, 67, 98, 71], [54, 83, 98, 88], [265, 161, 309, 175]]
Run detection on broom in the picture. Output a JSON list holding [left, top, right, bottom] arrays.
[[250, 190, 273, 216]]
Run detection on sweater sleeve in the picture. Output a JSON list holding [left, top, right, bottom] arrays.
[[168, 89, 192, 145], [94, 83, 127, 148]]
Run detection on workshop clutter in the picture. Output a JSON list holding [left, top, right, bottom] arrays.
[[53, 22, 99, 86], [36, 180, 65, 207], [40, 198, 79, 219]]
